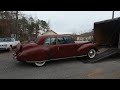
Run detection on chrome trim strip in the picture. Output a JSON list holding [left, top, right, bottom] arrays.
[[76, 55, 87, 57], [51, 55, 87, 60]]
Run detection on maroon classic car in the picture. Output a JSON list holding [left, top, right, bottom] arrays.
[[13, 35, 98, 67]]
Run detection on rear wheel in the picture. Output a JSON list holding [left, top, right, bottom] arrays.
[[35, 61, 46, 67], [87, 49, 96, 59]]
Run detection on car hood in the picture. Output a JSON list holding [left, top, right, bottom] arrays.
[[0, 42, 10, 45]]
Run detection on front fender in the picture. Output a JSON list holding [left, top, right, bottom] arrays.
[[77, 43, 98, 55]]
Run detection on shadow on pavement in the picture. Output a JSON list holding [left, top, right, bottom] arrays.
[[0, 50, 9, 54]]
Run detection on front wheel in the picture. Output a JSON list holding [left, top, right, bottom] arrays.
[[87, 49, 96, 59], [35, 61, 46, 67]]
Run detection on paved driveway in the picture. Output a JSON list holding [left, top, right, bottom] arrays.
[[0, 51, 120, 79]]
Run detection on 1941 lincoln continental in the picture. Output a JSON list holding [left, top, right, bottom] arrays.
[[13, 35, 98, 67]]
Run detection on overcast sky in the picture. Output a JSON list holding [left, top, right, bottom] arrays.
[[22, 11, 120, 34]]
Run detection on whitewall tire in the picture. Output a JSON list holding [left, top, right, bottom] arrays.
[[88, 49, 96, 59], [35, 61, 46, 67]]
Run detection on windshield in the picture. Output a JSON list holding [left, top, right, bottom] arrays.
[[0, 38, 13, 42]]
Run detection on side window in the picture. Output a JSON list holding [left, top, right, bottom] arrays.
[[44, 38, 51, 45], [6, 38, 11, 42], [44, 37, 74, 45], [64, 36, 74, 44], [51, 38, 57, 45], [57, 37, 64, 44]]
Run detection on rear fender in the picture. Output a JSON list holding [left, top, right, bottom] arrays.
[[17, 47, 50, 61]]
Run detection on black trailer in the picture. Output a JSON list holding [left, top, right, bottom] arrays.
[[93, 17, 120, 48], [89, 17, 120, 63]]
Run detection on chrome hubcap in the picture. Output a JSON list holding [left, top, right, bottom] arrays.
[[88, 49, 96, 58]]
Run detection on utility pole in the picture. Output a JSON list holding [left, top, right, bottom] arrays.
[[112, 11, 115, 19], [16, 11, 18, 40]]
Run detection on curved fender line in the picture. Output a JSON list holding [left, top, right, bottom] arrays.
[[77, 43, 96, 52]]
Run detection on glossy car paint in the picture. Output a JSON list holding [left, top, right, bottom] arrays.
[[15, 35, 98, 62]]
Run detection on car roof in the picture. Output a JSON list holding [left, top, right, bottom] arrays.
[[39, 35, 71, 39], [36, 35, 73, 45]]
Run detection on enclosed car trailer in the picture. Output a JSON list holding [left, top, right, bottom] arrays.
[[89, 17, 120, 63]]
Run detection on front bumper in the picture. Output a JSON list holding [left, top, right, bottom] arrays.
[[0, 45, 8, 49], [0, 47, 8, 50]]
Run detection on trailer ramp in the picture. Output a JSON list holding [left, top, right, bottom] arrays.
[[88, 48, 120, 63]]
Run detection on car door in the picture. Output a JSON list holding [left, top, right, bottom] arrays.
[[56, 36, 79, 58], [49, 37, 59, 59], [48, 36, 79, 60], [44, 37, 59, 60]]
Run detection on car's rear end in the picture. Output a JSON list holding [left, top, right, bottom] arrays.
[[13, 42, 40, 62], [13, 43, 22, 61]]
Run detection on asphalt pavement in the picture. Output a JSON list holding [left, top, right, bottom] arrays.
[[0, 51, 120, 79]]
